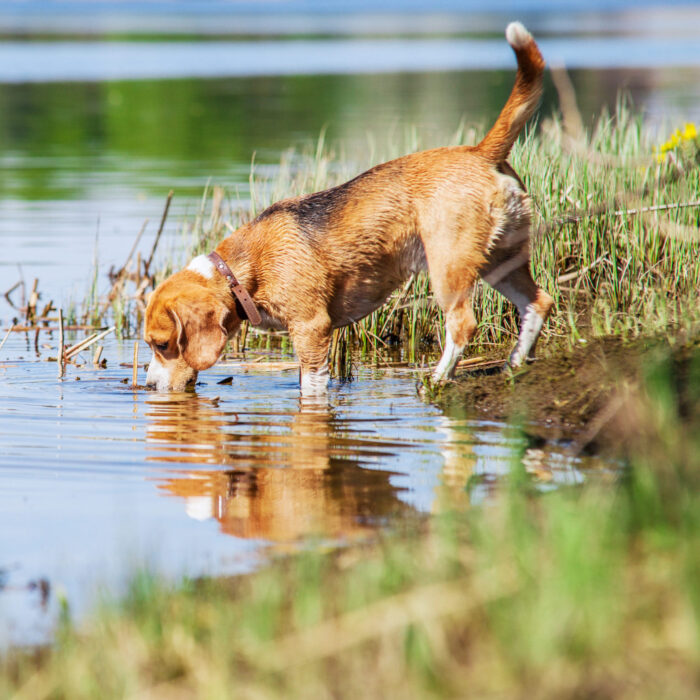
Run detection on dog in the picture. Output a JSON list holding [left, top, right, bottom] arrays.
[[145, 22, 552, 395]]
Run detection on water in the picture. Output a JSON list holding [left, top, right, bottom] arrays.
[[0, 333, 607, 645]]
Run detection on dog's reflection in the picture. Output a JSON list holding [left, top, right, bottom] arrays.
[[145, 395, 414, 542]]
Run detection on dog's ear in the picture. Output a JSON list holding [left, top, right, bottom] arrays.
[[170, 300, 229, 371]]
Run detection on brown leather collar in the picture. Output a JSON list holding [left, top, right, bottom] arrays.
[[207, 251, 262, 326]]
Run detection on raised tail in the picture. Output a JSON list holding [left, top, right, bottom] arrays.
[[476, 22, 545, 163]]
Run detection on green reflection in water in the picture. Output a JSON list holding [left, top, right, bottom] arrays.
[[0, 70, 566, 201]]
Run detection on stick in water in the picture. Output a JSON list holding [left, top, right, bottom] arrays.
[[132, 340, 139, 387], [0, 324, 14, 356], [93, 345, 103, 367], [57, 310, 64, 378], [65, 327, 115, 360]]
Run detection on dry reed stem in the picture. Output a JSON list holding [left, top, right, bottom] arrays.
[[455, 356, 486, 367], [3, 280, 21, 300], [453, 358, 505, 372], [239, 320, 249, 352], [26, 278, 39, 322], [557, 200, 700, 228], [550, 64, 583, 140], [378, 275, 415, 338], [93, 345, 103, 367], [123, 220, 149, 275], [39, 300, 54, 319], [145, 190, 174, 275], [65, 327, 115, 360], [0, 324, 14, 355], [57, 310, 64, 378], [106, 220, 149, 307], [132, 341, 139, 387], [557, 254, 608, 284], [549, 64, 650, 167], [64, 331, 99, 359], [2, 324, 101, 333]]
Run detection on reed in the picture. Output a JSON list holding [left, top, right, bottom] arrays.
[[186, 100, 700, 375]]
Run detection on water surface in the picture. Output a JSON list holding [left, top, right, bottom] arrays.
[[0, 334, 608, 645]]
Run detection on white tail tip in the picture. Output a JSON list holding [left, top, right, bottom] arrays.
[[506, 21, 532, 49]]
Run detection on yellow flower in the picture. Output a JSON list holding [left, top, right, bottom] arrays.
[[682, 122, 698, 140], [654, 122, 699, 162]]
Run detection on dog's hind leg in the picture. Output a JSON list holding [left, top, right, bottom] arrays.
[[422, 238, 481, 383], [432, 303, 477, 382], [485, 261, 553, 367], [431, 279, 479, 384]]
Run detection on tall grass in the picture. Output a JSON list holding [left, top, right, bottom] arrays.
[[85, 100, 700, 371], [3, 343, 699, 698], [193, 101, 700, 362]]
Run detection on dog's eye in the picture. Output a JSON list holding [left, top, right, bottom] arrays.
[[154, 342, 168, 353]]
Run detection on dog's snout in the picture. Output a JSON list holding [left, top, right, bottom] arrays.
[[145, 353, 171, 391], [144, 352, 198, 392]]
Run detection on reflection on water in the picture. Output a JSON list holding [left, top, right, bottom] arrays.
[[0, 336, 615, 645], [145, 395, 414, 542]]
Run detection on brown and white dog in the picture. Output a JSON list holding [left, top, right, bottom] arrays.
[[145, 22, 552, 395]]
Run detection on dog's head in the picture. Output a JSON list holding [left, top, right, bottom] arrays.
[[144, 271, 236, 391]]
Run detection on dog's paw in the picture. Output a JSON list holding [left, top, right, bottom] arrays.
[[417, 374, 449, 401]]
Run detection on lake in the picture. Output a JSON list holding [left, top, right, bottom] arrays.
[[0, 4, 698, 645]]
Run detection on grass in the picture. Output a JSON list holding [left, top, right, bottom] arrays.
[[2, 343, 699, 699]]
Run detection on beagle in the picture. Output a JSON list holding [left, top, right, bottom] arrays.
[[145, 22, 552, 395]]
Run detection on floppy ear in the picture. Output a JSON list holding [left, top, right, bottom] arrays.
[[171, 301, 229, 371]]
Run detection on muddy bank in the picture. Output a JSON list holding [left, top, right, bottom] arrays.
[[438, 334, 700, 447]]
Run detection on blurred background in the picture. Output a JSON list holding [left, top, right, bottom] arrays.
[[1, 0, 699, 314]]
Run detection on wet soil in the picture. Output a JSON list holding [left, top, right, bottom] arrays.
[[438, 334, 700, 447]]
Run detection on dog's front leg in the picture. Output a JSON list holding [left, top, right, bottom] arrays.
[[290, 314, 332, 396]]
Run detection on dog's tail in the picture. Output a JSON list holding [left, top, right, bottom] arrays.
[[476, 22, 545, 163]]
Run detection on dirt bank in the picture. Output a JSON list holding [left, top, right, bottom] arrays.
[[438, 334, 699, 448]]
